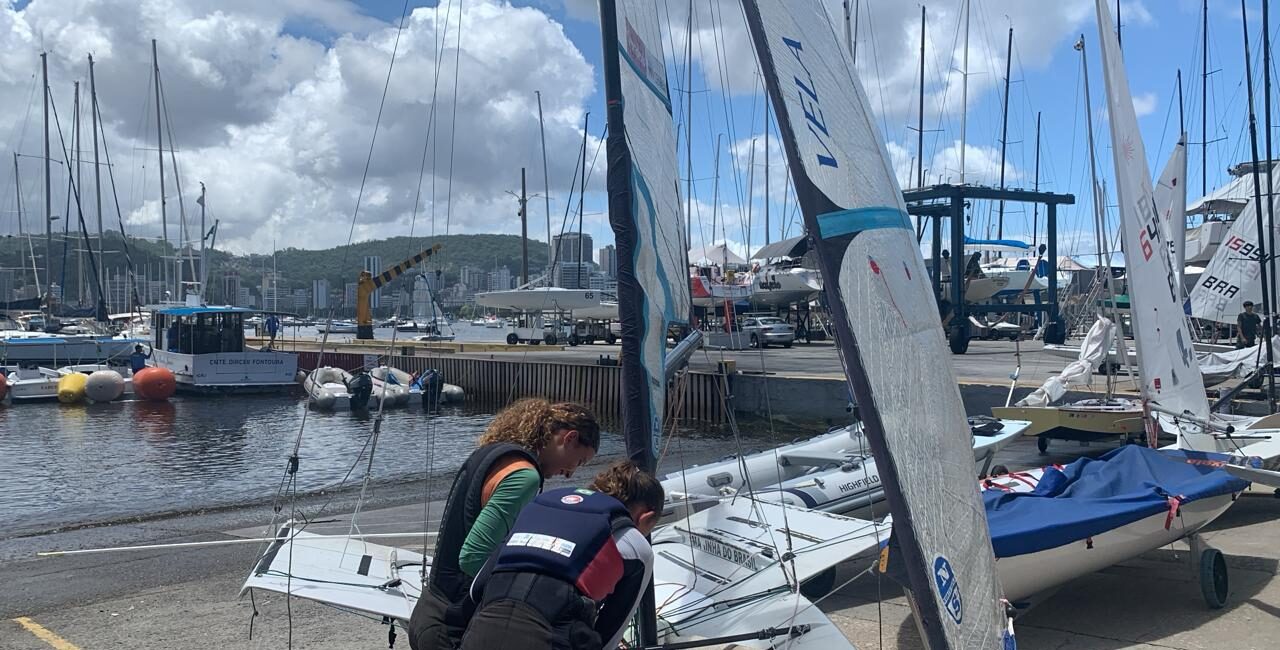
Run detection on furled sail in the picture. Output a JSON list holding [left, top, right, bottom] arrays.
[[740, 2, 1009, 647], [599, 0, 691, 470], [1188, 171, 1279, 323], [1094, 0, 1211, 446], [1153, 136, 1188, 293]]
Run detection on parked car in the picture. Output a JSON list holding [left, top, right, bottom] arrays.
[[741, 316, 795, 348]]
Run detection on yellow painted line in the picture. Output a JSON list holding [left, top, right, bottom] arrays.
[[10, 617, 80, 650]]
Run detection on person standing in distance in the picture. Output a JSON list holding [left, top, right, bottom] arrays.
[[408, 399, 600, 650], [1238, 300, 1263, 349]]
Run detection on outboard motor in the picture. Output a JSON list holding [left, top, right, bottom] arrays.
[[419, 368, 444, 412], [347, 372, 373, 411]]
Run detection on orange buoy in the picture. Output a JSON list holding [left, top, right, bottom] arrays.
[[133, 367, 177, 401]]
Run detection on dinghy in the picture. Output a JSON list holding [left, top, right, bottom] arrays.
[[368, 366, 411, 408], [303, 367, 371, 411]]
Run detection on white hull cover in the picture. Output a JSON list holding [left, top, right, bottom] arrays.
[[742, 2, 1010, 646]]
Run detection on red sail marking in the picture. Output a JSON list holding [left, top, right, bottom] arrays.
[[869, 256, 908, 327]]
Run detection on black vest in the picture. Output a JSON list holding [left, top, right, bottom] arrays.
[[488, 487, 633, 601], [429, 442, 542, 603]]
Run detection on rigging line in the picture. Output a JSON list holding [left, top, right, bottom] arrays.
[[156, 74, 198, 286], [706, 0, 748, 214], [47, 89, 109, 310], [408, 0, 457, 255], [95, 93, 143, 309]]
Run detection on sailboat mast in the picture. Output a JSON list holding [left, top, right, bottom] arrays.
[[152, 39, 169, 301], [74, 80, 83, 305], [684, 0, 694, 254], [42, 52, 52, 308], [1240, 0, 1277, 409], [997, 27, 1013, 240], [1264, 0, 1277, 311], [764, 99, 770, 246], [842, 1, 852, 58], [1078, 36, 1105, 274], [1033, 112, 1041, 249], [916, 5, 925, 189], [520, 167, 529, 285], [198, 182, 206, 300], [577, 112, 587, 288], [90, 54, 104, 302], [1202, 0, 1209, 198], [959, 0, 969, 183], [535, 90, 552, 277]]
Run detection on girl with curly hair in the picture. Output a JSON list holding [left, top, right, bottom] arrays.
[[409, 398, 600, 650]]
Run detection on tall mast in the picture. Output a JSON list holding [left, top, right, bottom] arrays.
[[90, 54, 104, 301], [198, 182, 207, 300], [1078, 36, 1105, 273], [535, 90, 552, 277], [916, 5, 926, 189], [577, 112, 588, 288], [1265, 0, 1277, 310], [74, 80, 82, 304], [959, 0, 970, 183], [1116, 0, 1122, 49], [1241, 0, 1277, 409], [152, 39, 169, 300], [842, 1, 852, 58], [684, 0, 694, 253], [764, 98, 770, 245], [42, 53, 52, 309], [997, 26, 1013, 240], [1033, 112, 1041, 249], [851, 0, 860, 66], [1202, 0, 1209, 198]]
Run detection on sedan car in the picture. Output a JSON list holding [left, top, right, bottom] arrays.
[[741, 316, 795, 348]]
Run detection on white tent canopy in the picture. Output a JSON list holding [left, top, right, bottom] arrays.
[[689, 243, 747, 267]]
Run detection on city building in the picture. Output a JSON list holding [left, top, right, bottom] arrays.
[[460, 265, 488, 293], [598, 245, 617, 278], [312, 279, 329, 311], [553, 233, 594, 264], [363, 256, 382, 308], [344, 282, 358, 312], [488, 266, 513, 292], [291, 288, 311, 312], [0, 269, 14, 303], [222, 270, 241, 306], [237, 286, 253, 308], [261, 272, 281, 311], [553, 262, 594, 289]]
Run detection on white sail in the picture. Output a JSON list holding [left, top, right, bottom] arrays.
[[1015, 317, 1114, 408], [1153, 137, 1188, 293], [740, 2, 1009, 647], [1188, 174, 1279, 323], [1095, 0, 1211, 445]]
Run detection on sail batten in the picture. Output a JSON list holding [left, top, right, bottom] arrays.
[[740, 2, 1008, 647], [600, 0, 690, 472]]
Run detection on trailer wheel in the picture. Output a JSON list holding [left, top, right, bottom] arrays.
[[569, 334, 580, 346], [1036, 436, 1049, 454], [605, 332, 617, 345], [544, 333, 557, 345], [506, 333, 518, 345], [1200, 548, 1229, 609], [800, 567, 837, 599]]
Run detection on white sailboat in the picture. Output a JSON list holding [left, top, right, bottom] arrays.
[[983, 2, 1267, 611]]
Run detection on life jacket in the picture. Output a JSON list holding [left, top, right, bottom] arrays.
[[487, 487, 634, 602], [429, 442, 542, 603]]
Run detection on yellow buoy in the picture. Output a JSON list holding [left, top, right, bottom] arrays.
[[57, 373, 88, 404]]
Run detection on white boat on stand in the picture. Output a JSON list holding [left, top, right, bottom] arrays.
[[4, 363, 135, 402]]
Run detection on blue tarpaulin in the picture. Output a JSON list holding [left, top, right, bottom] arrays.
[[985, 445, 1250, 557]]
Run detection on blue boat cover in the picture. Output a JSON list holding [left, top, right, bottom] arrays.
[[984, 445, 1250, 557]]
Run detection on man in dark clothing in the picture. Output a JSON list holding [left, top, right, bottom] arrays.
[[265, 314, 281, 347], [1238, 301, 1263, 349], [129, 344, 151, 373]]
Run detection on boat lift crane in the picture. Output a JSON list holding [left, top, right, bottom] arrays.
[[356, 244, 441, 339]]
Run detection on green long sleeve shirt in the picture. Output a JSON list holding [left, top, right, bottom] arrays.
[[457, 467, 541, 577]]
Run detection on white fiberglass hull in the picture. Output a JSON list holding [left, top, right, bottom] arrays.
[[476, 288, 602, 312], [985, 466, 1238, 603], [0, 333, 142, 364], [749, 267, 821, 307]]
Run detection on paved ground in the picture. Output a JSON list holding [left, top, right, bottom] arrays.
[[5, 431, 1278, 650]]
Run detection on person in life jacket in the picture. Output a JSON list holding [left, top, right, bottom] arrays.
[[460, 461, 664, 650], [409, 399, 600, 650]]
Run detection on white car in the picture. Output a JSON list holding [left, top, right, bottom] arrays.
[[741, 317, 795, 348]]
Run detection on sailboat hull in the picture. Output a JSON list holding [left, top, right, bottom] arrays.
[[992, 402, 1145, 441]]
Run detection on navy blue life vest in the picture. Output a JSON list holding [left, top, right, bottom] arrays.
[[490, 487, 633, 601]]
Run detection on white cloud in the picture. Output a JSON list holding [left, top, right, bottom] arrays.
[[1131, 91, 1158, 117], [0, 0, 598, 256]]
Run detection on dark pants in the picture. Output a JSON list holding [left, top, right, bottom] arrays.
[[460, 600, 554, 650], [408, 586, 465, 650]]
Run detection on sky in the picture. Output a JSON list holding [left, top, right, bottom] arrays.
[[0, 0, 1274, 273]]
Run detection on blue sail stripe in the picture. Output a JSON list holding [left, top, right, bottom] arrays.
[[817, 206, 910, 238], [620, 49, 672, 113]]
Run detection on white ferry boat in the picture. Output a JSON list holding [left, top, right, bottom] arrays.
[[149, 306, 297, 393]]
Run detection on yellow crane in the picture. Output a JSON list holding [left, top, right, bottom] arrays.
[[356, 244, 442, 339]]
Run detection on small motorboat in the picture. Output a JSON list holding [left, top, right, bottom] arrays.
[[316, 320, 359, 335], [303, 367, 372, 411], [409, 369, 464, 410], [368, 366, 412, 407]]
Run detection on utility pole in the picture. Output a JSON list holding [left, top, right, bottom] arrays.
[[90, 54, 104, 300], [997, 26, 1013, 240], [152, 39, 170, 300], [520, 167, 529, 285]]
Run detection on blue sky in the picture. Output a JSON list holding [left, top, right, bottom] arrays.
[[3, 0, 1278, 263]]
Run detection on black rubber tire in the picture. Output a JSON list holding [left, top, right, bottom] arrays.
[[544, 333, 558, 345], [605, 333, 617, 345], [506, 333, 518, 345], [800, 567, 838, 600], [569, 335, 580, 347], [782, 341, 793, 348], [1200, 548, 1229, 609], [1036, 436, 1050, 454], [949, 329, 970, 354]]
